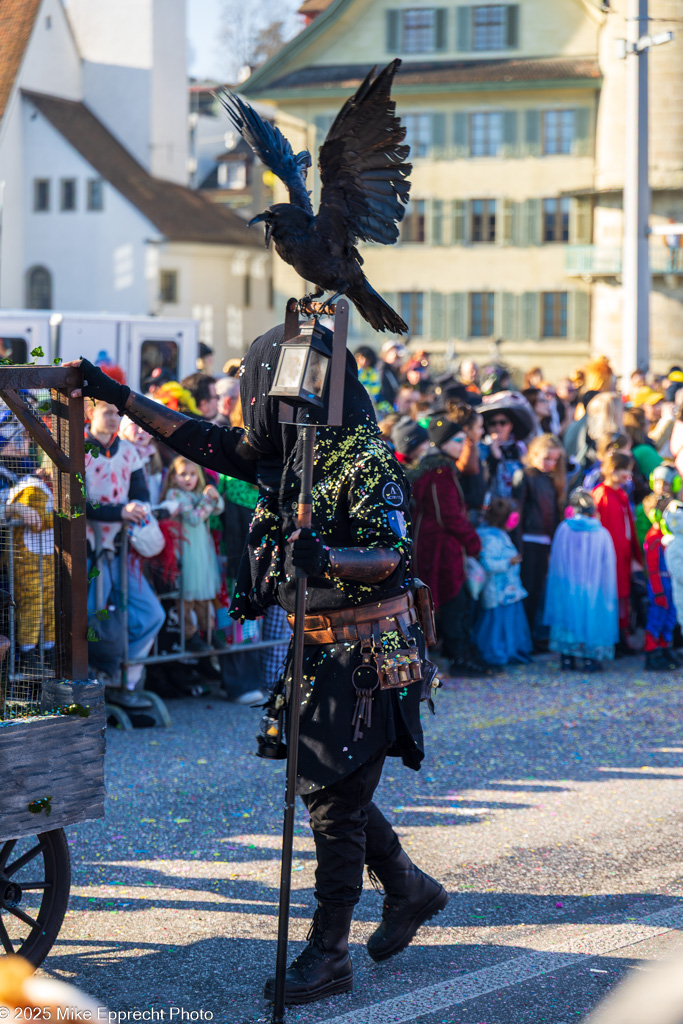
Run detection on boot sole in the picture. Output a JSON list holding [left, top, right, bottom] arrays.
[[368, 887, 449, 963], [263, 972, 353, 1006]]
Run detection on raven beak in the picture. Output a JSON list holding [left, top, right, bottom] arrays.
[[248, 212, 272, 248]]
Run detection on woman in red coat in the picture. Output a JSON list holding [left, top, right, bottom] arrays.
[[410, 411, 491, 676], [592, 451, 642, 639]]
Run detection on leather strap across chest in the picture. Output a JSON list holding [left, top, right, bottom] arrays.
[[287, 591, 417, 645]]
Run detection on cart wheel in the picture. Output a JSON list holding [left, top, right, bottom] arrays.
[[0, 828, 71, 966]]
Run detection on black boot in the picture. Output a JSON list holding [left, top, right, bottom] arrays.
[[583, 658, 603, 672], [263, 903, 353, 1005], [560, 654, 576, 671], [645, 648, 671, 672], [366, 847, 448, 962]]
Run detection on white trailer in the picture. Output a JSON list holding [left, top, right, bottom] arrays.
[[0, 311, 199, 391]]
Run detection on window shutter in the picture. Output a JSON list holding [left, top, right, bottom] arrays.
[[569, 290, 590, 341], [522, 292, 540, 340], [499, 199, 518, 245], [573, 107, 592, 156], [521, 198, 541, 245], [456, 6, 472, 51], [452, 112, 469, 157], [449, 293, 467, 340], [431, 293, 445, 339], [432, 113, 446, 158], [523, 109, 541, 156], [506, 5, 519, 48], [431, 199, 444, 245], [501, 292, 518, 339], [386, 10, 400, 52], [502, 110, 518, 156], [570, 197, 592, 244], [435, 9, 448, 51], [452, 199, 466, 244]]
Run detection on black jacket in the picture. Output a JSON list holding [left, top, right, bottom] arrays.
[[512, 467, 563, 543]]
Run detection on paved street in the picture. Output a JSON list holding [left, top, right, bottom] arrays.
[[42, 655, 683, 1024]]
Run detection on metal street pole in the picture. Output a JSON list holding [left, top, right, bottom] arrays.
[[621, 0, 651, 380]]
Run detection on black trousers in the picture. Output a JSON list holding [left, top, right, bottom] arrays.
[[302, 747, 400, 906], [520, 541, 550, 639], [436, 587, 473, 664]]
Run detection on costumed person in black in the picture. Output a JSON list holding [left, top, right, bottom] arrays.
[[68, 329, 447, 1006]]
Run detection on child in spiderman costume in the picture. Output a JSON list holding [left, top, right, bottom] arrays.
[[642, 493, 680, 671]]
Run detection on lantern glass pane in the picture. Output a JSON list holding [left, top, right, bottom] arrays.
[[274, 346, 307, 391], [303, 348, 329, 399]]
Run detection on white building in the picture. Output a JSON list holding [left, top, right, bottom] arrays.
[[0, 0, 275, 360]]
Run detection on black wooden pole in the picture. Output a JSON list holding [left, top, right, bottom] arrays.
[[272, 421, 316, 1024]]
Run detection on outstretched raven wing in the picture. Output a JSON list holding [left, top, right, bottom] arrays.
[[217, 91, 313, 215], [315, 59, 411, 252]]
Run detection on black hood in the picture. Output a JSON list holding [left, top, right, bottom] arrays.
[[240, 322, 379, 494]]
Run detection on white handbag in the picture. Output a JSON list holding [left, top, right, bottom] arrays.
[[127, 503, 165, 558]]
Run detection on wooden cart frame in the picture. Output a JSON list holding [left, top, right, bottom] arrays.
[[0, 367, 105, 965]]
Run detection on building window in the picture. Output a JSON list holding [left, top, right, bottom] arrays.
[[473, 5, 507, 50], [542, 292, 568, 337], [542, 110, 575, 155], [33, 179, 50, 212], [471, 199, 496, 242], [60, 178, 76, 211], [402, 8, 437, 53], [87, 178, 104, 211], [399, 292, 424, 335], [217, 160, 247, 189], [470, 112, 503, 156], [402, 200, 426, 243], [159, 270, 178, 304], [469, 293, 494, 336], [543, 198, 570, 242], [403, 113, 432, 158], [25, 266, 52, 309]]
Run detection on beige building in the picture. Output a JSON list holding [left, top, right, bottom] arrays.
[[242, 0, 683, 378]]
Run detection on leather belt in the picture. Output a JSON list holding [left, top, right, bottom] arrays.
[[287, 591, 417, 645]]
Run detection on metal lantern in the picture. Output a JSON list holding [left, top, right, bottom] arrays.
[[268, 320, 333, 408]]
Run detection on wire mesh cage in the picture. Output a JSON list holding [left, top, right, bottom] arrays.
[[0, 367, 88, 722]]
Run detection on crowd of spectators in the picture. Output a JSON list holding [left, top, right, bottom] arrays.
[[362, 346, 683, 677]]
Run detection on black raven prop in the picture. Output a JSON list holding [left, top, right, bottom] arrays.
[[218, 59, 412, 334]]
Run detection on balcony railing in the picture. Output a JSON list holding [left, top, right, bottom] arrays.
[[566, 245, 683, 276]]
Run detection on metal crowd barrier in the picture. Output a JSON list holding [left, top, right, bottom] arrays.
[[88, 522, 291, 726]]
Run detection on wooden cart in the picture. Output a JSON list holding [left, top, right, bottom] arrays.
[[0, 368, 105, 965]]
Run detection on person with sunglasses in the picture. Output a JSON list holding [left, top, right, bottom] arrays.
[[484, 410, 528, 500]]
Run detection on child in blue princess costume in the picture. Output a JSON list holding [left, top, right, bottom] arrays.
[[472, 497, 532, 667], [544, 488, 618, 672]]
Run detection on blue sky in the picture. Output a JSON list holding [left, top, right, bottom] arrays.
[[187, 0, 224, 78]]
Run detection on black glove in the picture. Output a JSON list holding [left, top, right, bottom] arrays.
[[80, 358, 130, 411], [290, 528, 330, 578]]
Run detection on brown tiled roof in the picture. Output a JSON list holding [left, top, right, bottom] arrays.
[[267, 56, 602, 91], [23, 90, 260, 247], [298, 0, 335, 13], [0, 0, 42, 119]]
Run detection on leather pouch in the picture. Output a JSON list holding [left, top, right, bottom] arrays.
[[413, 578, 437, 646]]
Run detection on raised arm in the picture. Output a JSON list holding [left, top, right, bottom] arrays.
[[69, 359, 257, 485]]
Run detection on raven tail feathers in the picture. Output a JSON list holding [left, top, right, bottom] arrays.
[[347, 279, 409, 335]]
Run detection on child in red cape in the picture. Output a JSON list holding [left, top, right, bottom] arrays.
[[592, 451, 642, 647]]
